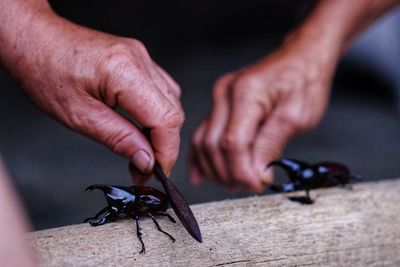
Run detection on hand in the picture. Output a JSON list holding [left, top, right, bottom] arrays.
[[2, 10, 184, 183], [190, 35, 340, 192]]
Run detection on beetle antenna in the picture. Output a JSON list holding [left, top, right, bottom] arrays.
[[85, 184, 114, 192]]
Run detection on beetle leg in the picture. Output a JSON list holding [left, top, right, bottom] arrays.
[[286, 188, 314, 205], [153, 211, 176, 223], [148, 213, 176, 242], [302, 189, 314, 204], [84, 207, 109, 223], [134, 215, 146, 254], [88, 208, 118, 226], [306, 189, 311, 199]]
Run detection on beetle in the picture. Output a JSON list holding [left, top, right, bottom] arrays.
[[84, 184, 176, 253], [267, 158, 360, 204]]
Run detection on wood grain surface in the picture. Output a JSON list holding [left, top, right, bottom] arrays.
[[30, 179, 400, 267]]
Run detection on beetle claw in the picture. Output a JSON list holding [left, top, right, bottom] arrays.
[[84, 185, 96, 191], [84, 184, 110, 191]]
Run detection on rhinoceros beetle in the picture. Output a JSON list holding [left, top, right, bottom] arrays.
[[84, 184, 176, 253], [267, 158, 361, 204]]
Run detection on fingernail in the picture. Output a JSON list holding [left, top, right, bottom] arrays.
[[132, 150, 152, 173]]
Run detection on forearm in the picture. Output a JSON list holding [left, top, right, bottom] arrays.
[[287, 0, 400, 58], [0, 0, 52, 50], [0, 0, 56, 75]]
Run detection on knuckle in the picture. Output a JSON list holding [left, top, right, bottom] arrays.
[[67, 111, 86, 131], [191, 128, 204, 150], [161, 107, 185, 128], [277, 113, 313, 133], [127, 39, 152, 61], [212, 76, 230, 100], [278, 69, 303, 90], [175, 87, 182, 98], [221, 132, 245, 152], [172, 80, 181, 91], [234, 75, 255, 89], [105, 129, 134, 157], [191, 137, 201, 151], [171, 83, 182, 98], [129, 39, 148, 54], [231, 75, 259, 101], [231, 85, 247, 102], [101, 45, 139, 76], [212, 84, 225, 102], [59, 100, 98, 136], [277, 113, 301, 130], [203, 135, 218, 153]]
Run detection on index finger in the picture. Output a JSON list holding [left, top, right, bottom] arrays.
[[114, 72, 184, 176], [221, 84, 271, 191]]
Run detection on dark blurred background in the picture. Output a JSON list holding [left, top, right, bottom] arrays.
[[0, 1, 399, 230]]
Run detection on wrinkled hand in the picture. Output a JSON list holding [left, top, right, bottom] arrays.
[[5, 11, 184, 183], [190, 37, 340, 192]]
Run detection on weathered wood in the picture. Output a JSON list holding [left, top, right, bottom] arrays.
[[30, 179, 400, 267]]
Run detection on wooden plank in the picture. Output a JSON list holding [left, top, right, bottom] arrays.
[[30, 179, 400, 267]]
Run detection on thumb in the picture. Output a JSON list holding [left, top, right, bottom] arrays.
[[252, 116, 297, 186]]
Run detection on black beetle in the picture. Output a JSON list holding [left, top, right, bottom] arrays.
[[268, 158, 360, 204], [84, 184, 176, 253]]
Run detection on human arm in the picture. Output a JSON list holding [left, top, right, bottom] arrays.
[[190, 0, 400, 191]]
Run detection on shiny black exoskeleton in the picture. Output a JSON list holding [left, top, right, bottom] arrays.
[[268, 158, 359, 204], [84, 184, 176, 253]]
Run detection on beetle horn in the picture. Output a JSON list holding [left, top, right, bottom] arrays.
[[85, 184, 112, 192], [267, 158, 310, 181]]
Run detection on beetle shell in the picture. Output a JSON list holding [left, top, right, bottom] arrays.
[[86, 184, 169, 216]]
